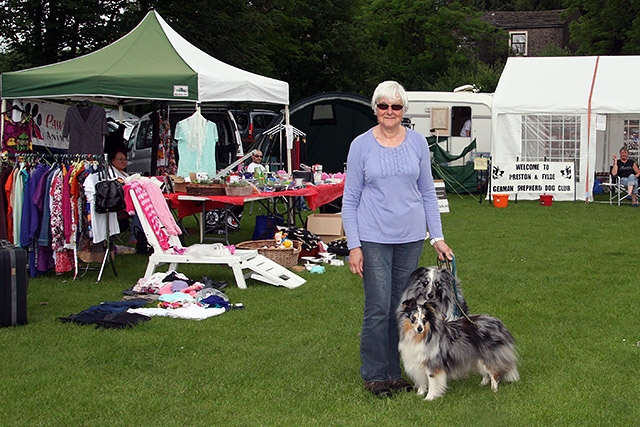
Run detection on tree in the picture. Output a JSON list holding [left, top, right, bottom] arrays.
[[255, 0, 375, 100], [359, 0, 507, 92], [0, 0, 137, 71], [566, 0, 640, 55]]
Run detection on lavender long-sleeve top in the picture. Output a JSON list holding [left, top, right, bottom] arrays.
[[341, 128, 443, 250]]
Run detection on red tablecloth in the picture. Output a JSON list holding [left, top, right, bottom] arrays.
[[306, 181, 344, 210], [165, 182, 344, 218]]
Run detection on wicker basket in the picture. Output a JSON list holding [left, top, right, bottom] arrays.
[[186, 183, 226, 196], [225, 185, 253, 197], [236, 239, 301, 268]]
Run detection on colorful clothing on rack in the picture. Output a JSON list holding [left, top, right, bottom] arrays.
[[50, 168, 74, 273], [0, 163, 12, 240]]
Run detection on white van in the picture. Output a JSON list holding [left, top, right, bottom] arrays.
[[126, 107, 243, 175], [105, 109, 138, 141]]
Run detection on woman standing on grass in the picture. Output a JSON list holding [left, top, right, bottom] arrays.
[[341, 80, 454, 398]]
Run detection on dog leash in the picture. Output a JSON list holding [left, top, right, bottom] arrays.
[[437, 256, 460, 317], [437, 255, 479, 328]]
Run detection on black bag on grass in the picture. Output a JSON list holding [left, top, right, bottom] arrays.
[[252, 214, 284, 240]]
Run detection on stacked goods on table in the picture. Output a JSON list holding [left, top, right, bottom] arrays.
[[185, 176, 226, 196], [185, 183, 226, 196], [185, 175, 258, 197], [225, 180, 254, 197]]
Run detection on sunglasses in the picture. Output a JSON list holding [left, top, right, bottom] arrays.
[[253, 155, 263, 158], [377, 103, 403, 111]]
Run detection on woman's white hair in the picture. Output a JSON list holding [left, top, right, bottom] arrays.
[[371, 80, 408, 114]]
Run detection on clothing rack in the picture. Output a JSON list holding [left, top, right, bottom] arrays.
[[262, 123, 306, 174], [2, 151, 117, 281], [97, 153, 117, 282], [1, 152, 102, 163]]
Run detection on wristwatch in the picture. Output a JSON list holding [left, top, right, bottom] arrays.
[[430, 237, 444, 246]]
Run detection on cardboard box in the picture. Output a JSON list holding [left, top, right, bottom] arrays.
[[169, 175, 187, 193], [306, 213, 344, 243]]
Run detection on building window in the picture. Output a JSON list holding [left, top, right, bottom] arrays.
[[521, 115, 580, 174], [510, 32, 527, 56], [311, 104, 336, 125]]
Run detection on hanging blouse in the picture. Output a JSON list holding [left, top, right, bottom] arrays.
[[2, 113, 33, 154], [62, 103, 108, 155], [175, 111, 218, 178]]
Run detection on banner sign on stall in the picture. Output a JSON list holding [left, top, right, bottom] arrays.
[[491, 162, 574, 195], [6, 99, 70, 150]]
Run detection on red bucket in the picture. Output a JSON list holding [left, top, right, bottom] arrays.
[[492, 194, 509, 208], [540, 194, 554, 206]]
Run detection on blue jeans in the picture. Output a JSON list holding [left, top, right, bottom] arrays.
[[620, 175, 638, 194], [359, 240, 424, 382]]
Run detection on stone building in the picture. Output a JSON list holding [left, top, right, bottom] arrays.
[[483, 10, 577, 56]]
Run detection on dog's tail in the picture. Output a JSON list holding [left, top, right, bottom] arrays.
[[475, 316, 520, 383], [502, 366, 520, 383]]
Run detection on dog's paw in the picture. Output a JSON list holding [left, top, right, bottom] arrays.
[[480, 376, 490, 386], [416, 387, 427, 396], [424, 392, 441, 401]]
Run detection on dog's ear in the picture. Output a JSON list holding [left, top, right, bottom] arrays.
[[424, 301, 438, 312], [401, 298, 417, 309], [407, 267, 426, 283], [440, 268, 455, 282]]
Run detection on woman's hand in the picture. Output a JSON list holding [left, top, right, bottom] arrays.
[[348, 247, 364, 278], [433, 240, 454, 261]]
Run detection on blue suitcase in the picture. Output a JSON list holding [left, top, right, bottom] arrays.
[[0, 240, 28, 327]]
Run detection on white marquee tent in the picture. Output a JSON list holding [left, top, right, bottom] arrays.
[[491, 55, 640, 201]]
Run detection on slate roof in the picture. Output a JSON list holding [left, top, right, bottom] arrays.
[[483, 10, 567, 29]]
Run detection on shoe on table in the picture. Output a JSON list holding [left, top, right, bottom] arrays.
[[364, 380, 392, 398], [387, 378, 413, 392]]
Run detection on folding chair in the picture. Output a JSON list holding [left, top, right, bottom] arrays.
[[603, 171, 630, 206], [129, 187, 305, 289]]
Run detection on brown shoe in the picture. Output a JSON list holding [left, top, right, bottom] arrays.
[[364, 380, 392, 398], [387, 378, 413, 393]]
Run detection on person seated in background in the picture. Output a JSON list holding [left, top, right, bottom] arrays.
[[459, 119, 471, 137], [108, 148, 152, 253], [246, 150, 266, 173], [108, 149, 131, 232], [612, 146, 640, 206], [109, 148, 129, 180]]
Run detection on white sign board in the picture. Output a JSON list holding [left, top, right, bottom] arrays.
[[434, 180, 449, 213], [491, 162, 574, 196]]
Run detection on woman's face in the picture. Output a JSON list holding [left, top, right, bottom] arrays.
[[621, 150, 629, 161], [375, 97, 404, 129], [112, 153, 128, 171]]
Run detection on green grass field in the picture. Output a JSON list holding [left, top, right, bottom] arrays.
[[1, 196, 638, 426]]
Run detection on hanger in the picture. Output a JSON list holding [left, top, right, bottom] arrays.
[[1, 104, 25, 115]]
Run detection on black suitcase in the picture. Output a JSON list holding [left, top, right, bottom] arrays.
[[0, 241, 28, 327]]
